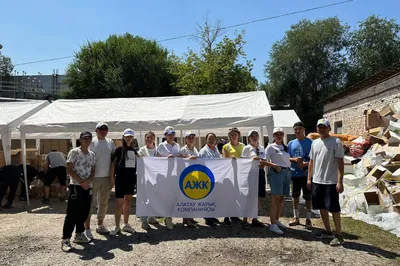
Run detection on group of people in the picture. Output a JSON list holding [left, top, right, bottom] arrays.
[[46, 120, 344, 252]]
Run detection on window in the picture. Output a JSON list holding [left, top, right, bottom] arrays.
[[334, 121, 343, 134]]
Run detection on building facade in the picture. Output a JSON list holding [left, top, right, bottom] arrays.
[[322, 63, 400, 136]]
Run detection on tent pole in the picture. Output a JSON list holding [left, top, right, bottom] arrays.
[[198, 130, 201, 150], [180, 130, 183, 146], [139, 131, 143, 148], [260, 126, 264, 147], [71, 136, 77, 149], [35, 138, 40, 153], [21, 132, 30, 206], [2, 127, 12, 165]]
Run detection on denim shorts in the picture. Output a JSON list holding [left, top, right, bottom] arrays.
[[268, 167, 291, 196]]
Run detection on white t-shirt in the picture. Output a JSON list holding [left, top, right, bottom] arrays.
[[310, 137, 344, 185], [67, 147, 96, 186], [264, 143, 291, 168], [241, 144, 265, 159], [46, 151, 66, 168], [125, 150, 136, 168], [157, 141, 181, 157], [179, 145, 199, 158], [138, 146, 157, 157], [199, 145, 222, 158], [90, 137, 115, 177]]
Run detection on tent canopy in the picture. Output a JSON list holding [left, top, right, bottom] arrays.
[[20, 91, 274, 134], [0, 100, 49, 164]]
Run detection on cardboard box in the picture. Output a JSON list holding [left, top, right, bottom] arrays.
[[392, 191, 400, 204], [394, 204, 400, 214], [380, 104, 397, 117], [368, 134, 386, 145], [384, 131, 400, 144], [364, 109, 381, 129], [368, 127, 383, 136], [380, 116, 390, 129], [367, 165, 392, 180], [364, 191, 384, 214]]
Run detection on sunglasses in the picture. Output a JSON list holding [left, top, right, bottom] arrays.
[[98, 127, 108, 131]]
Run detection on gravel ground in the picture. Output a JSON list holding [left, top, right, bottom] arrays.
[[0, 195, 399, 266]]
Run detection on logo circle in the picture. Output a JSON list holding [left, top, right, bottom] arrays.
[[179, 164, 215, 200]]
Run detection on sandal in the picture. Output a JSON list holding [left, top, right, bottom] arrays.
[[241, 222, 251, 230], [251, 219, 265, 227]]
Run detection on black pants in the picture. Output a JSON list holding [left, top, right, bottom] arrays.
[[62, 185, 92, 239], [0, 165, 22, 206]]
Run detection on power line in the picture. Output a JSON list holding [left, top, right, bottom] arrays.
[[14, 0, 353, 66]]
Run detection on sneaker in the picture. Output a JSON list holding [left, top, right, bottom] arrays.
[[330, 235, 345, 246], [110, 226, 121, 236], [205, 218, 216, 226], [305, 219, 312, 229], [230, 217, 242, 222], [148, 217, 159, 225], [269, 224, 284, 235], [122, 224, 135, 234], [96, 224, 110, 235], [73, 233, 91, 244], [275, 220, 286, 230], [165, 217, 174, 230], [41, 198, 50, 204], [288, 218, 300, 226], [313, 230, 335, 239], [141, 221, 151, 230], [61, 239, 72, 252], [84, 229, 94, 240], [223, 217, 232, 226]]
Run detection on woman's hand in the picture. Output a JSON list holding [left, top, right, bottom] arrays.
[[274, 165, 281, 173], [189, 156, 197, 160], [252, 156, 260, 161], [167, 154, 174, 159]]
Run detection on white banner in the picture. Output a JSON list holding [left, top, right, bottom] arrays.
[[136, 157, 260, 218]]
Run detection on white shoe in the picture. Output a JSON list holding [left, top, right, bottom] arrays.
[[109, 226, 121, 236], [148, 217, 159, 225], [96, 224, 110, 235], [141, 221, 151, 230], [269, 224, 284, 235], [122, 224, 135, 234], [73, 233, 91, 244], [275, 220, 286, 230], [165, 217, 174, 230], [84, 229, 94, 240], [61, 239, 73, 252]]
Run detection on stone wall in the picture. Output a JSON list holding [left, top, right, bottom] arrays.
[[323, 74, 400, 136]]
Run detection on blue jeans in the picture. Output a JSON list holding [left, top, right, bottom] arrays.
[[269, 168, 291, 196]]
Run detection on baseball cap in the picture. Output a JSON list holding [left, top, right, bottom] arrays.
[[123, 128, 135, 137], [164, 126, 175, 135], [248, 130, 259, 137], [316, 118, 331, 127], [273, 127, 284, 135], [185, 131, 196, 138], [96, 121, 108, 129], [80, 131, 93, 139]]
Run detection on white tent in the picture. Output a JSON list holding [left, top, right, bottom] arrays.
[[19, 91, 275, 205], [0, 100, 49, 164]]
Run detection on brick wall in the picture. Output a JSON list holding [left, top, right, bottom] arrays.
[[323, 74, 400, 136]]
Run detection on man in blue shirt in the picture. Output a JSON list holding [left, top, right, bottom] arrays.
[[288, 122, 313, 228]]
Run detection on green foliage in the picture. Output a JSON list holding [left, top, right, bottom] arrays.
[[265, 17, 348, 130], [348, 15, 400, 83], [170, 30, 257, 95], [0, 44, 14, 76], [65, 33, 177, 98]]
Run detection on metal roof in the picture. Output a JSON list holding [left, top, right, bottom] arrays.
[[320, 61, 400, 104]]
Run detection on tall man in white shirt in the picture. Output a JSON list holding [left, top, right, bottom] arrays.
[[84, 122, 115, 239]]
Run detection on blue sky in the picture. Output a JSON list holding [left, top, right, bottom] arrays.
[[2, 0, 399, 82]]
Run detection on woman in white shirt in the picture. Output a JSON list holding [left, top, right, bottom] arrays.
[[261, 127, 291, 235], [178, 131, 199, 228], [156, 126, 181, 230], [137, 131, 160, 230], [241, 130, 266, 228], [109, 129, 137, 235]]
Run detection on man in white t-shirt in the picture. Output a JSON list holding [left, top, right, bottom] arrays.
[[307, 119, 344, 246], [84, 122, 115, 239]]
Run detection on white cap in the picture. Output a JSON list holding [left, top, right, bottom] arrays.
[[273, 127, 284, 135], [164, 126, 175, 135], [123, 128, 135, 136], [247, 130, 259, 137], [185, 131, 196, 138], [96, 121, 108, 129]]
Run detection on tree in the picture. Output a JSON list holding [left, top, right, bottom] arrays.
[[170, 19, 257, 95], [348, 15, 400, 83], [0, 44, 14, 77], [63, 33, 177, 99], [264, 17, 348, 130]]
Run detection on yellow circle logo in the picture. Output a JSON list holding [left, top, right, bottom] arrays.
[[179, 165, 215, 200]]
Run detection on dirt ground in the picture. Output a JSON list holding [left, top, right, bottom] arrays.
[[0, 193, 399, 266]]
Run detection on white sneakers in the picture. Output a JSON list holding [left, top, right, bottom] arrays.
[[269, 224, 284, 235], [275, 220, 287, 230], [73, 233, 91, 244], [96, 224, 110, 235], [122, 224, 135, 234], [165, 217, 174, 230], [84, 229, 94, 240], [110, 226, 121, 236], [61, 239, 72, 252]]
